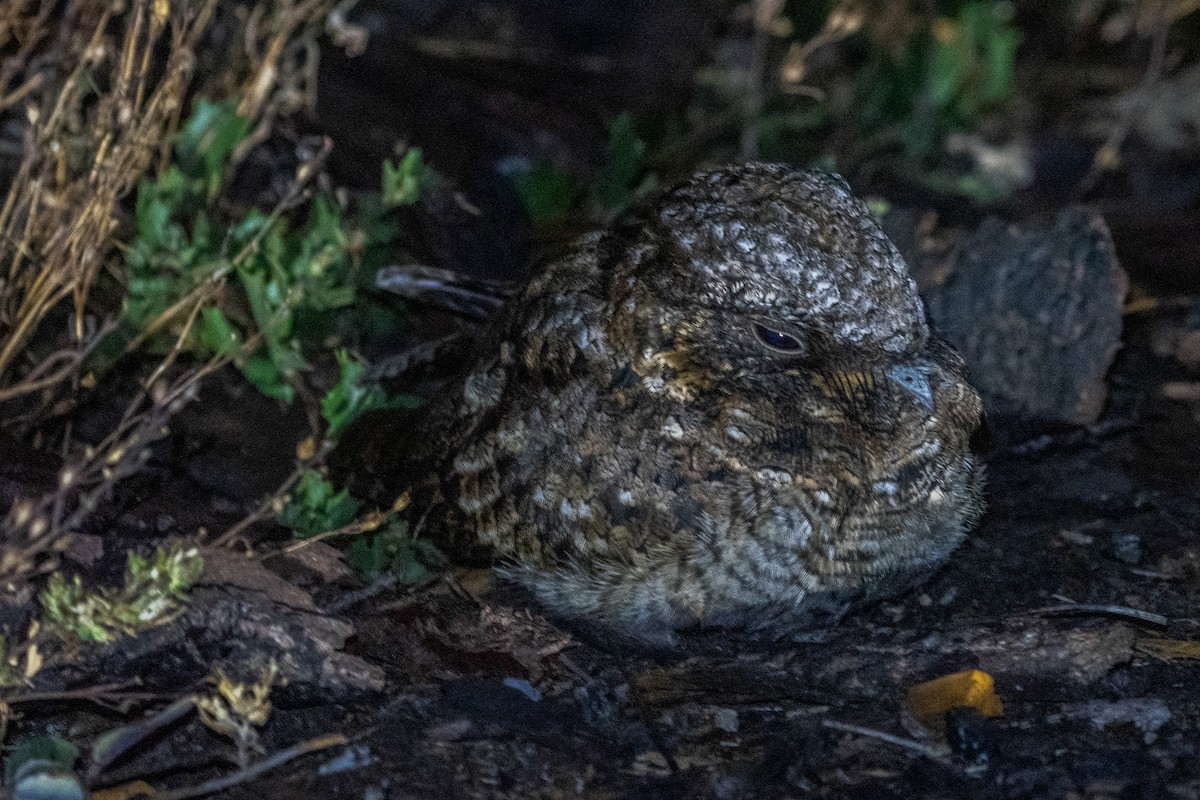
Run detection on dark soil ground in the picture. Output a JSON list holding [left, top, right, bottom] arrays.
[[4, 2, 1200, 799], [41, 309, 1193, 800]]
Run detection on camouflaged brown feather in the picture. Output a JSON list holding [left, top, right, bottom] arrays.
[[363, 164, 984, 647]]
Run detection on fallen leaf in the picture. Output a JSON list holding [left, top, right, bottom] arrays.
[[92, 780, 156, 800], [24, 641, 42, 680], [906, 669, 1004, 733], [1137, 638, 1200, 662]]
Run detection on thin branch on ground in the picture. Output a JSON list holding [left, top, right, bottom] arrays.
[[821, 719, 951, 761], [1033, 603, 1169, 629], [146, 733, 348, 800], [0, 681, 155, 706]]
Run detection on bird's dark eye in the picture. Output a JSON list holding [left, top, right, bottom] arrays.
[[754, 323, 803, 353]]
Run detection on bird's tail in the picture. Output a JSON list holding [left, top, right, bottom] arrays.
[[375, 264, 516, 321]]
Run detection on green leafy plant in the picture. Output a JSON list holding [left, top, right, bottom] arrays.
[[125, 99, 247, 333], [278, 469, 361, 539], [587, 113, 654, 213], [382, 148, 437, 208], [512, 112, 655, 225], [277, 349, 415, 541], [39, 544, 204, 645], [123, 100, 446, 589], [278, 351, 429, 577], [321, 350, 420, 440], [856, 1, 1021, 163], [730, 2, 1020, 199], [3, 733, 81, 798], [125, 99, 403, 403], [279, 473, 440, 584], [346, 519, 444, 583]]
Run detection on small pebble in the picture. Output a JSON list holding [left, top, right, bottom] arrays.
[[502, 677, 542, 702], [1059, 528, 1095, 546], [712, 707, 739, 733], [1111, 532, 1142, 565]]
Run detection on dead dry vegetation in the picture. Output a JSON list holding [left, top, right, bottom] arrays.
[[0, 5, 421, 790], [0, 6, 378, 774], [0, 0, 341, 596]]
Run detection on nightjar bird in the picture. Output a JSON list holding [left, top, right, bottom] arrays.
[[347, 163, 984, 647]]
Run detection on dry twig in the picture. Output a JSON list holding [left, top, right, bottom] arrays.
[[146, 733, 348, 800]]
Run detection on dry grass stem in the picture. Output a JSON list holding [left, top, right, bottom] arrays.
[[0, 0, 343, 596], [0, 0, 218, 397]]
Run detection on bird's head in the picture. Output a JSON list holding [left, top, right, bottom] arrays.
[[600, 164, 969, 439]]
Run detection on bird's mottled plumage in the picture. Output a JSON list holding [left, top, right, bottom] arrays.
[[358, 164, 984, 647]]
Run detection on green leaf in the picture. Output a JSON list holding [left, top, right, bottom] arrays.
[[135, 190, 173, 249], [346, 534, 389, 580], [231, 209, 272, 242], [320, 350, 415, 439], [199, 307, 243, 357], [242, 355, 295, 403], [983, 28, 1020, 103], [928, 36, 965, 110], [280, 470, 360, 538], [346, 521, 443, 583], [350, 194, 403, 275], [5, 735, 79, 786], [237, 267, 304, 378], [237, 267, 272, 329], [321, 351, 367, 437], [588, 112, 647, 213], [176, 99, 251, 191], [382, 148, 435, 207], [512, 163, 578, 223]]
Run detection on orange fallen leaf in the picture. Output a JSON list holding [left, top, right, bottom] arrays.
[[906, 669, 1004, 732], [93, 780, 155, 800]]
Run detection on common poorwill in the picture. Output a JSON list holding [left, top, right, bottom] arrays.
[[348, 163, 984, 647]]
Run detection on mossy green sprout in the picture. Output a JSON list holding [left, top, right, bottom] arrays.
[[382, 148, 437, 207], [0, 635, 22, 688], [39, 544, 204, 645]]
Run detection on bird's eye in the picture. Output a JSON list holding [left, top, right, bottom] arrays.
[[753, 323, 803, 353]]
